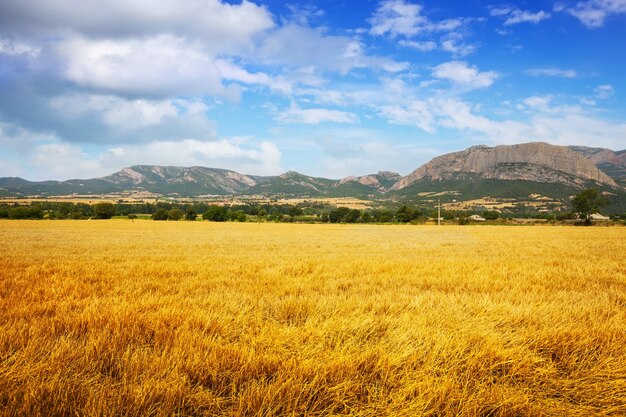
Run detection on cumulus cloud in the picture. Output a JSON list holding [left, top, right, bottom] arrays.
[[432, 61, 498, 89], [440, 38, 477, 57], [0, 0, 407, 106], [398, 40, 437, 52], [6, 138, 283, 181], [520, 95, 554, 110], [0, 0, 274, 48], [48, 94, 207, 130], [526, 68, 578, 78], [30, 143, 107, 179], [556, 0, 626, 28], [491, 7, 551, 25], [256, 24, 408, 74], [41, 93, 216, 144], [370, 0, 464, 38], [595, 84, 614, 99], [276, 104, 359, 125], [0, 121, 56, 155], [54, 35, 238, 99], [378, 101, 436, 132], [377, 96, 626, 150]]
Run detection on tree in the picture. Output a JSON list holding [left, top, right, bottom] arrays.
[[8, 206, 29, 219], [184, 208, 198, 221], [229, 210, 247, 222], [27, 205, 44, 219], [152, 209, 169, 221], [167, 209, 184, 221], [93, 203, 116, 219], [344, 209, 361, 223], [329, 207, 350, 223], [288, 206, 303, 218], [483, 210, 500, 220], [203, 206, 228, 222], [395, 205, 413, 223], [572, 188, 609, 225]]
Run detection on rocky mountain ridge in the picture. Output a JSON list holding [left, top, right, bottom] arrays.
[[392, 142, 617, 190], [1, 142, 624, 199]]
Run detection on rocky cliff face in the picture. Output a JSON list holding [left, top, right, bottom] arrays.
[[569, 146, 626, 187], [102, 165, 257, 193], [338, 171, 401, 192], [569, 146, 626, 167], [392, 142, 617, 190]]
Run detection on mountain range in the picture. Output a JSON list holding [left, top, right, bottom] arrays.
[[1, 142, 625, 212]]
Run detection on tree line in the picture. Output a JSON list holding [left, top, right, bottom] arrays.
[[0, 188, 620, 224]]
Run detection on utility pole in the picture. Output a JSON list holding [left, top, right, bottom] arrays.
[[437, 199, 441, 226]]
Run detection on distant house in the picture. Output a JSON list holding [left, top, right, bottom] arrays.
[[469, 214, 486, 221], [589, 213, 610, 221]]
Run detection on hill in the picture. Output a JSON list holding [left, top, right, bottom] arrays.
[[1, 142, 625, 212]]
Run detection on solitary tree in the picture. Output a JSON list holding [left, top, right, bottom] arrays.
[[572, 188, 609, 225]]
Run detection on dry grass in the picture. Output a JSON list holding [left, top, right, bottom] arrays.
[[0, 221, 625, 416]]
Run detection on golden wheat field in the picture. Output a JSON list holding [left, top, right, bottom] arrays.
[[1, 221, 625, 416]]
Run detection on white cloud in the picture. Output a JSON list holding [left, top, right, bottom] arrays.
[[30, 143, 106, 179], [0, 0, 275, 49], [526, 68, 578, 78], [491, 7, 551, 25], [19, 138, 283, 180], [215, 59, 292, 94], [256, 24, 408, 74], [0, 121, 56, 154], [378, 101, 436, 132], [55, 35, 239, 99], [520, 95, 553, 110], [1, 0, 407, 103], [558, 0, 626, 28], [49, 94, 182, 129], [398, 40, 437, 52], [595, 84, 614, 99], [276, 104, 359, 124], [285, 4, 325, 26], [45, 93, 216, 143], [370, 0, 464, 38], [432, 61, 498, 89], [0, 38, 41, 57], [377, 96, 626, 150], [441, 39, 477, 57], [318, 139, 439, 178]]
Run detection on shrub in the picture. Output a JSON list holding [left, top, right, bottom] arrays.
[[152, 209, 169, 221]]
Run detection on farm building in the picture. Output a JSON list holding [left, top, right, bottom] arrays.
[[469, 214, 486, 221]]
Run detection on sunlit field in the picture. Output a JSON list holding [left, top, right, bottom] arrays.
[[1, 221, 625, 416]]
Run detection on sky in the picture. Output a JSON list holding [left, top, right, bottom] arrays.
[[0, 0, 625, 181]]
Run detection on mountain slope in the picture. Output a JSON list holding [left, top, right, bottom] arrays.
[[1, 143, 624, 208], [569, 146, 626, 187], [102, 165, 258, 195], [391, 142, 617, 191]]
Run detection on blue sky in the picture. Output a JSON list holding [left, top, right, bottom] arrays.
[[0, 0, 625, 180]]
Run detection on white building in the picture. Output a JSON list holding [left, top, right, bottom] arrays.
[[469, 214, 486, 221]]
